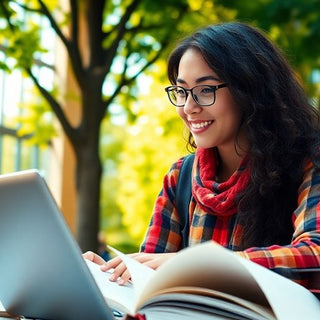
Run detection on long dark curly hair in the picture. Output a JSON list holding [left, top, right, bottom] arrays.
[[167, 22, 320, 249]]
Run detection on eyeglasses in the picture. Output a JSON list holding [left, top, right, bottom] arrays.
[[165, 83, 227, 107]]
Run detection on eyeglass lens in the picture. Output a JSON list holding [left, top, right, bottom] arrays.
[[169, 85, 216, 106]]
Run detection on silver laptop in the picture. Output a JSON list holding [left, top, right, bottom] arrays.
[[0, 169, 117, 320]]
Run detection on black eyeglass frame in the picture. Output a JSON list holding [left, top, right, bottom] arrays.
[[165, 83, 228, 107]]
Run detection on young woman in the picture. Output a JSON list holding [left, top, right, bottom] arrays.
[[85, 22, 320, 289]]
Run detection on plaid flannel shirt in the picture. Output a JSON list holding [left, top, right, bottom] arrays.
[[140, 157, 320, 287]]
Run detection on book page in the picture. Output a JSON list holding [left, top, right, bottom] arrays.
[[107, 245, 269, 316], [85, 259, 135, 314], [134, 241, 320, 320], [105, 242, 320, 319], [139, 287, 275, 320], [136, 242, 268, 308], [86, 247, 156, 315], [107, 247, 156, 305], [236, 257, 320, 319]]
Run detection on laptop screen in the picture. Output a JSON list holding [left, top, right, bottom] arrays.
[[0, 170, 114, 320]]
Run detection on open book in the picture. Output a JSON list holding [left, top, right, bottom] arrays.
[[85, 241, 320, 320]]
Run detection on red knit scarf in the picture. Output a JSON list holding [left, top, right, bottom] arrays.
[[192, 148, 250, 216]]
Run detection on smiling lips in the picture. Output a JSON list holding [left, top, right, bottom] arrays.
[[190, 120, 213, 130]]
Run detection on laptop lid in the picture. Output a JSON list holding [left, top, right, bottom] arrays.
[[0, 170, 114, 320]]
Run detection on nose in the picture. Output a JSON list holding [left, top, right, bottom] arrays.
[[183, 93, 201, 114]]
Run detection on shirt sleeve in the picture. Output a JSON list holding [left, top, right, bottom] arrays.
[[237, 161, 320, 286], [140, 158, 184, 253]]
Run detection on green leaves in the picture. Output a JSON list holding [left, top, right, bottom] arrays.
[[0, 2, 46, 70], [116, 72, 185, 243], [216, 0, 320, 97], [16, 94, 56, 146], [5, 26, 44, 70]]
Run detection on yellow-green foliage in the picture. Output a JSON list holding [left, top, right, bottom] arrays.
[[16, 90, 56, 146], [116, 66, 186, 245]]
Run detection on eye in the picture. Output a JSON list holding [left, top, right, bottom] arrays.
[[176, 88, 186, 97], [200, 86, 214, 94]]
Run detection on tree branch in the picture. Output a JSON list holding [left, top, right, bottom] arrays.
[[101, 3, 188, 117], [70, 0, 78, 45], [0, 125, 30, 139], [103, 38, 169, 115], [37, 0, 70, 52], [103, 0, 142, 70], [37, 0, 86, 89], [85, 0, 106, 68], [13, 1, 41, 13], [26, 67, 77, 143]]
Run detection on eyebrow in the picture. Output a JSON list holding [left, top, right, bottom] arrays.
[[176, 75, 220, 84]]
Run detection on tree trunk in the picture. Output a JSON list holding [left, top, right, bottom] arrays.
[[71, 70, 105, 252], [74, 84, 104, 252], [75, 142, 102, 252]]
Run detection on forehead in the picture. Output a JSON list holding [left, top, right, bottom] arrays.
[[177, 48, 219, 83]]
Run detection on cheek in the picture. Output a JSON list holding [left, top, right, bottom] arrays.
[[176, 108, 190, 129], [221, 96, 243, 128], [221, 109, 242, 133]]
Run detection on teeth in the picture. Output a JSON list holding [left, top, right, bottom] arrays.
[[191, 121, 212, 129]]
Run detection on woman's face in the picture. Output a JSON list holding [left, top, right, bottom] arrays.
[[176, 48, 246, 152]]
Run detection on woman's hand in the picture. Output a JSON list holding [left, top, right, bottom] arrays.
[[102, 252, 176, 285], [83, 251, 176, 285], [83, 251, 107, 265]]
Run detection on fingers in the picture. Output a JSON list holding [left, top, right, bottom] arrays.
[[82, 251, 106, 265], [117, 269, 131, 285], [102, 253, 140, 270], [84, 251, 175, 286], [103, 253, 143, 285], [107, 253, 164, 285], [138, 252, 176, 270], [108, 260, 127, 281], [109, 263, 131, 285], [83, 251, 132, 285], [101, 256, 123, 271]]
